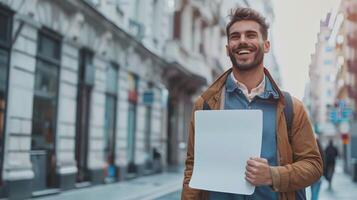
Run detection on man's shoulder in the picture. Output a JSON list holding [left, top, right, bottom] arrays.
[[193, 96, 205, 111], [288, 94, 309, 119], [200, 68, 232, 101]]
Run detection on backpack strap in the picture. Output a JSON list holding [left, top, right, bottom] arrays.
[[283, 92, 306, 199], [283, 91, 294, 144], [203, 100, 211, 110]]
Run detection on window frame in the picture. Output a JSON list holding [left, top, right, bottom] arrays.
[[31, 28, 62, 151], [104, 62, 119, 172], [0, 4, 13, 184]]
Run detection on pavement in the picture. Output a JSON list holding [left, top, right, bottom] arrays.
[[33, 170, 183, 200], [159, 161, 357, 200], [32, 161, 357, 200], [313, 163, 357, 200]]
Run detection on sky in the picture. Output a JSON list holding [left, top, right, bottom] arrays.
[[273, 0, 339, 100]]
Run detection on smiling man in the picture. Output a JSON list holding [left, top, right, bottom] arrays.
[[181, 7, 323, 200]]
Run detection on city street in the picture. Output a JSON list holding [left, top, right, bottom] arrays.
[[157, 162, 357, 200], [317, 163, 357, 200], [33, 161, 357, 200], [34, 170, 183, 200], [1, 0, 357, 199]]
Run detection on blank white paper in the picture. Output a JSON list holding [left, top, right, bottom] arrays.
[[189, 110, 263, 195]]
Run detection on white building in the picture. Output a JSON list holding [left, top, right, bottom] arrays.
[[0, 0, 178, 199], [0, 0, 281, 199], [308, 13, 339, 135]]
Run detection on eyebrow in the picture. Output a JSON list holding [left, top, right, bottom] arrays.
[[229, 30, 258, 36]]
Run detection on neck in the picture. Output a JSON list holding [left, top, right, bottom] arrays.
[[232, 65, 265, 93]]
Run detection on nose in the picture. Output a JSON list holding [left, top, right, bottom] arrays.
[[239, 34, 247, 42], [238, 35, 248, 45]]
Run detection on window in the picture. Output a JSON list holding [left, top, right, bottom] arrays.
[[143, 84, 154, 166], [75, 49, 94, 182], [127, 73, 138, 165], [104, 63, 118, 178], [0, 5, 12, 183], [325, 46, 333, 52], [31, 29, 61, 151], [0, 8, 12, 47], [144, 105, 152, 163], [323, 60, 333, 65]]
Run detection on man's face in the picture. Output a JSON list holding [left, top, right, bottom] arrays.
[[226, 20, 270, 71]]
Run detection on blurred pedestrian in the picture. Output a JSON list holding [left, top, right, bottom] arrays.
[[324, 139, 339, 190], [311, 137, 324, 200], [181, 7, 323, 200]]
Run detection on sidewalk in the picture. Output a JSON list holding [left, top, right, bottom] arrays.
[[32, 162, 357, 200], [307, 162, 357, 200], [33, 170, 183, 200]]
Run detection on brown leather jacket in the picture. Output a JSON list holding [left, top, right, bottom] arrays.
[[181, 68, 323, 200]]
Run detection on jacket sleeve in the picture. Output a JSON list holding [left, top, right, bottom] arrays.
[[270, 98, 323, 192], [181, 98, 208, 200]]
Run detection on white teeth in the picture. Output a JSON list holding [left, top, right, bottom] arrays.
[[238, 50, 250, 55]]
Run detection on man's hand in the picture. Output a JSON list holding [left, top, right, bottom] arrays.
[[245, 157, 272, 186]]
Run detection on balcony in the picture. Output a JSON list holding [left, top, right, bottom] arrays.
[[347, 59, 357, 74], [348, 85, 357, 99], [347, 1, 357, 22], [347, 34, 357, 47], [128, 19, 145, 41]]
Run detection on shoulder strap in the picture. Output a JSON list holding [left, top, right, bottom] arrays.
[[283, 91, 294, 144], [203, 100, 211, 110], [283, 92, 307, 199]]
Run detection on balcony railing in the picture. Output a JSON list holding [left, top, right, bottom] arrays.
[[348, 85, 357, 99], [347, 59, 357, 73], [347, 35, 357, 47], [347, 1, 357, 22], [128, 19, 145, 41]]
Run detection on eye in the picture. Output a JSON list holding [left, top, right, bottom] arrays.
[[229, 34, 240, 40], [247, 33, 257, 39]]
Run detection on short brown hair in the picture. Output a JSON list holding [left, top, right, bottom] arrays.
[[226, 7, 269, 40]]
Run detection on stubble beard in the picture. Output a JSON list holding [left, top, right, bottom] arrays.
[[229, 45, 264, 72]]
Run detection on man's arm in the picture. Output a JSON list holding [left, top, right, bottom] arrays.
[[181, 98, 207, 200], [270, 98, 323, 192]]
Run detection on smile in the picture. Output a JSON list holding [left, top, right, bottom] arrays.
[[237, 50, 251, 55]]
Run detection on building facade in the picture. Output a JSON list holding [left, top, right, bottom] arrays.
[[0, 0, 281, 199], [307, 0, 357, 178], [332, 0, 357, 178], [308, 13, 340, 136], [0, 0, 176, 199]]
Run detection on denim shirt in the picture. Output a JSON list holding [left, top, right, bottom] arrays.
[[209, 73, 279, 200]]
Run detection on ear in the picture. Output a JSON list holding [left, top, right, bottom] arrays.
[[263, 40, 270, 53], [226, 45, 229, 56]]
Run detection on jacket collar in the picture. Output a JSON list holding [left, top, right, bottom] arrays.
[[201, 67, 286, 107]]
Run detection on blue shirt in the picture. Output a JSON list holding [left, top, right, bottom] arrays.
[[209, 73, 280, 200]]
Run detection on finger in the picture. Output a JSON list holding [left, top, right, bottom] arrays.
[[252, 157, 268, 163], [245, 176, 256, 186], [246, 165, 257, 174], [245, 171, 255, 179], [247, 159, 258, 167]]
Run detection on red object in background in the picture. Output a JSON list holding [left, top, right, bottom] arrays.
[[341, 133, 350, 145], [128, 90, 138, 103]]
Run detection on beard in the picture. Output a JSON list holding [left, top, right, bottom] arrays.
[[229, 44, 264, 71]]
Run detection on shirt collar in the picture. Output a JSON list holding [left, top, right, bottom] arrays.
[[259, 76, 280, 99], [226, 72, 265, 93], [226, 72, 279, 100]]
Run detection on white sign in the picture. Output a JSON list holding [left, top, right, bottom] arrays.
[[189, 110, 263, 195]]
